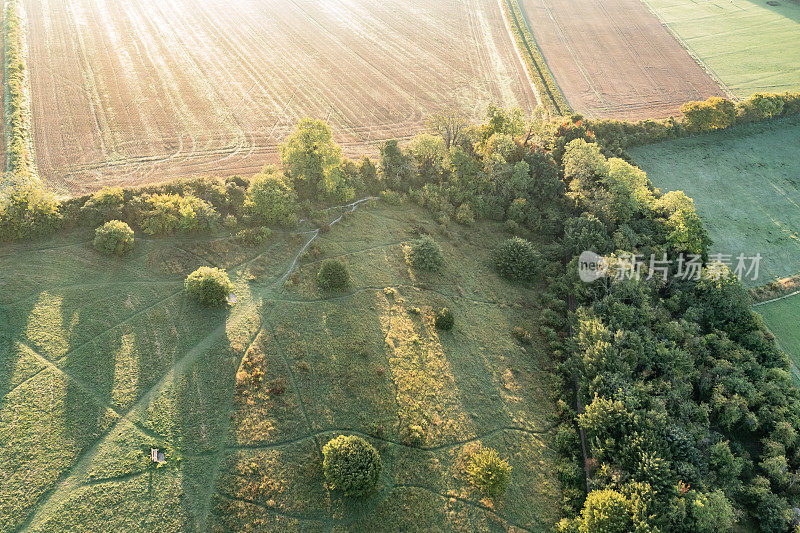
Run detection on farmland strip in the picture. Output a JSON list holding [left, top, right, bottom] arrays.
[[3, 0, 37, 187], [499, 0, 570, 116]]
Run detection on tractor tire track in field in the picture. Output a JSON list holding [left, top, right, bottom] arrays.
[[25, 0, 537, 195], [516, 0, 726, 119]]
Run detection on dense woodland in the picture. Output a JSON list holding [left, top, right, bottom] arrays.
[[2, 92, 800, 531]]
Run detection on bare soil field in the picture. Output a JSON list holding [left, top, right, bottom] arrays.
[[518, 0, 726, 119], [25, 0, 538, 196]]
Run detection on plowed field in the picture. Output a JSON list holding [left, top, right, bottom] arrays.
[[25, 0, 538, 195], [518, 0, 725, 119]]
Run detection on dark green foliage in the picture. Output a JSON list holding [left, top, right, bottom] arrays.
[[379, 139, 415, 192], [317, 259, 350, 292], [280, 118, 342, 201], [93, 220, 134, 256], [681, 97, 737, 133], [247, 171, 298, 227], [0, 185, 61, 241], [493, 237, 540, 282], [135, 193, 219, 235], [466, 447, 511, 498], [184, 267, 232, 307], [408, 235, 444, 271], [322, 435, 381, 497], [434, 307, 454, 331]]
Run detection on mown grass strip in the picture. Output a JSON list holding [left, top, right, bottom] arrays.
[[3, 0, 37, 186], [500, 0, 571, 117]]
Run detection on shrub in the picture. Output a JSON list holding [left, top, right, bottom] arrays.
[[79, 187, 125, 224], [184, 267, 232, 307], [322, 435, 382, 497], [137, 194, 181, 235], [466, 447, 511, 498], [681, 97, 736, 133], [736, 93, 785, 123], [247, 171, 299, 227], [493, 237, 541, 282], [408, 235, 444, 271], [93, 220, 134, 256], [455, 203, 475, 225], [235, 226, 272, 246], [178, 195, 219, 233], [0, 185, 61, 241], [434, 307, 454, 331], [317, 259, 350, 292], [577, 489, 632, 533], [138, 193, 218, 235]]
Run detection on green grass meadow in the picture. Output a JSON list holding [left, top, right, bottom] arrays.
[[756, 293, 800, 385], [644, 0, 800, 97], [630, 117, 800, 286], [0, 200, 561, 532]]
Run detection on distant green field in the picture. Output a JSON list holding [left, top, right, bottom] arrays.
[[756, 293, 800, 384], [644, 0, 800, 97], [630, 117, 800, 286], [0, 200, 561, 532]]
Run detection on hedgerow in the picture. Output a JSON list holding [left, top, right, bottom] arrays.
[[499, 0, 570, 117], [4, 0, 37, 186]]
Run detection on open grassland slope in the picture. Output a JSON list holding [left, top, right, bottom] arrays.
[[24, 0, 538, 196], [517, 0, 725, 120], [757, 293, 800, 386], [644, 0, 800, 98], [630, 116, 800, 286], [0, 200, 561, 532]]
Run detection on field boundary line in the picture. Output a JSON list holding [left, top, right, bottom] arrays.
[[638, 0, 736, 100], [499, 0, 571, 116], [2, 0, 38, 188], [753, 289, 800, 307], [496, 0, 542, 109]]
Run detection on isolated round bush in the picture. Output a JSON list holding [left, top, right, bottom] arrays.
[[435, 307, 454, 331], [493, 237, 541, 282], [93, 220, 134, 256], [466, 447, 511, 498], [184, 267, 232, 307], [322, 435, 382, 497], [317, 259, 350, 292], [408, 235, 444, 271]]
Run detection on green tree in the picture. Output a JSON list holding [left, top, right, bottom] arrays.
[[492, 237, 541, 282], [317, 259, 350, 292], [280, 118, 342, 200], [184, 267, 232, 307], [578, 489, 633, 533], [247, 171, 298, 227], [322, 435, 382, 497], [681, 97, 736, 133], [93, 220, 134, 256], [408, 235, 444, 271]]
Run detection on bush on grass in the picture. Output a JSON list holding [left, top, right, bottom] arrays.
[[93, 220, 134, 256], [185, 267, 232, 307], [322, 435, 382, 497]]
